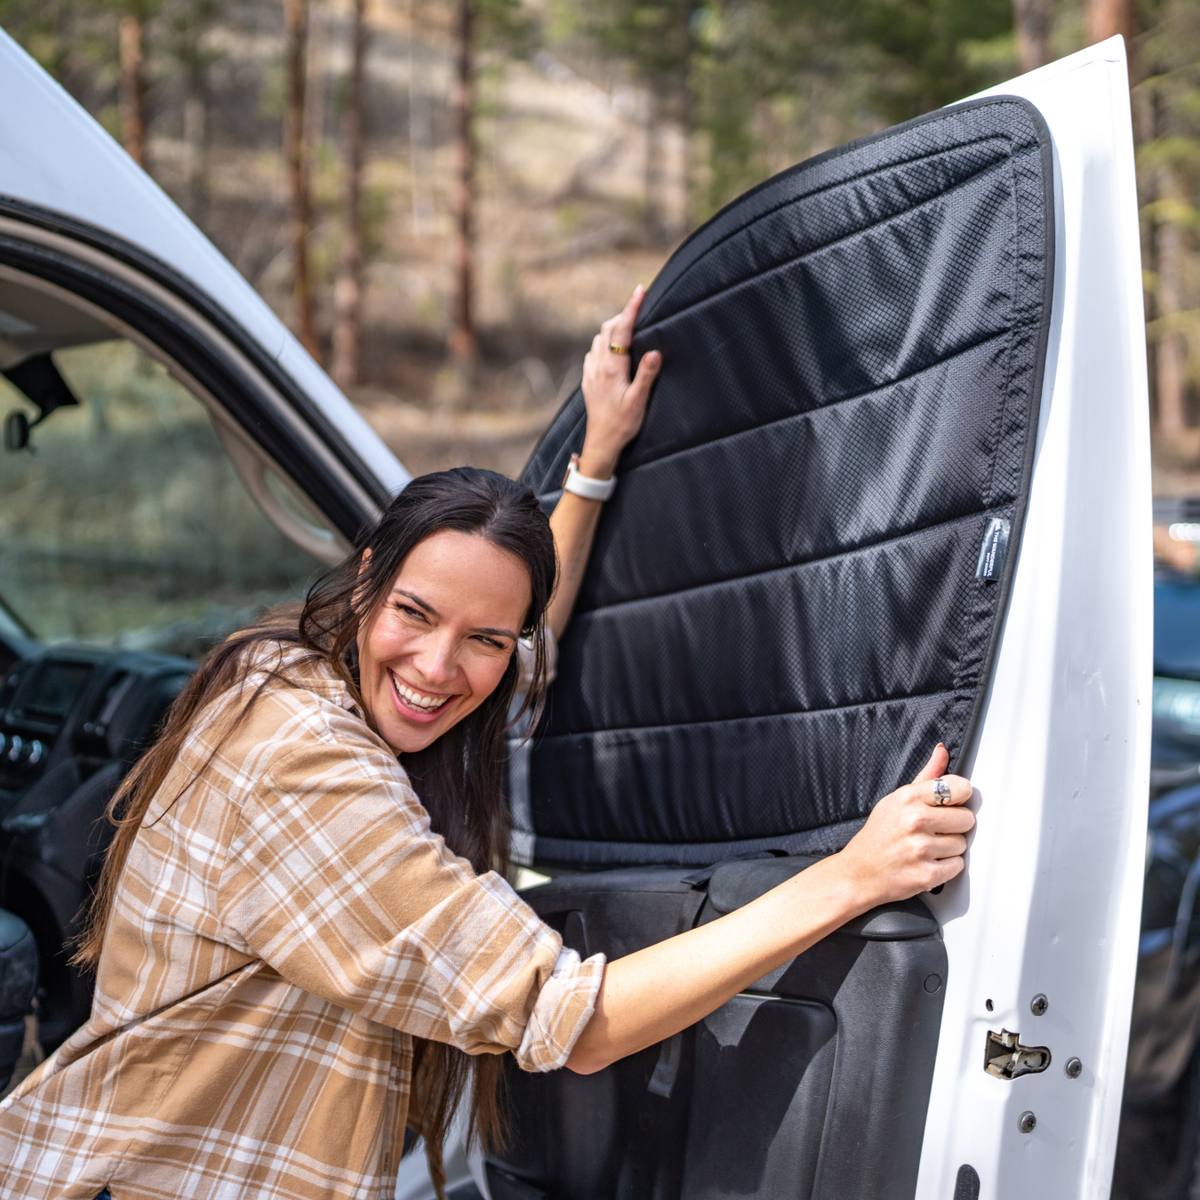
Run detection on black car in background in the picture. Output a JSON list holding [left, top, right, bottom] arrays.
[[1116, 500, 1200, 1200]]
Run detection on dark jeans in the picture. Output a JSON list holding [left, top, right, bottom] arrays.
[[95, 1191, 111, 1199]]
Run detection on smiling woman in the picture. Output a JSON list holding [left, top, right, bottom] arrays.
[[0, 290, 973, 1200], [358, 531, 532, 753]]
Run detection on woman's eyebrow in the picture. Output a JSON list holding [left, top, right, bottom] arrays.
[[394, 589, 517, 641], [471, 625, 518, 640], [394, 588, 440, 617]]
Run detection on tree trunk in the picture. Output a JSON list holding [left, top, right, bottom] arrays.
[[284, 0, 320, 361], [676, 0, 694, 237], [1013, 0, 1049, 72], [643, 85, 662, 240], [183, 64, 209, 222], [1157, 164, 1188, 438], [408, 0, 432, 237], [1086, 0, 1135, 44], [448, 0, 476, 364], [332, 0, 367, 391], [119, 5, 149, 170]]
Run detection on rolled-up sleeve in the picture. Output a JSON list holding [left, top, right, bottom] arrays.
[[216, 713, 604, 1068]]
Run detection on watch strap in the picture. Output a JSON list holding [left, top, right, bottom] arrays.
[[563, 460, 617, 501]]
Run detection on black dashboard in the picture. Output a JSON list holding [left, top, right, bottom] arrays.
[[0, 647, 192, 826], [0, 645, 193, 1048]]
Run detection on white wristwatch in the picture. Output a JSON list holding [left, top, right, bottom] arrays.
[[563, 459, 617, 501]]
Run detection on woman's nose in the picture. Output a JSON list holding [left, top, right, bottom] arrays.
[[414, 630, 457, 685]]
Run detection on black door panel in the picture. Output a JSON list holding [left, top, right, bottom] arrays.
[[504, 96, 1053, 1200], [489, 860, 946, 1200], [521, 97, 1053, 869]]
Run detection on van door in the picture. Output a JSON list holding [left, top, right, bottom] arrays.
[[0, 28, 408, 534], [0, 32, 410, 1052], [490, 37, 1149, 1200]]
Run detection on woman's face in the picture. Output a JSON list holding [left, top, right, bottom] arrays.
[[357, 529, 533, 754]]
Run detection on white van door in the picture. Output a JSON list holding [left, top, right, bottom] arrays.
[[474, 36, 1149, 1200], [0, 26, 408, 545]]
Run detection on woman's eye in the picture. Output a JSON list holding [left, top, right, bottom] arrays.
[[397, 604, 426, 621], [475, 635, 505, 650]]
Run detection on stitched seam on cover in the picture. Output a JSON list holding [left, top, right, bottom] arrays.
[[640, 146, 1029, 335], [984, 152, 1025, 512], [532, 822, 865, 850], [572, 503, 1008, 617], [642, 126, 1029, 322], [533, 149, 1040, 490], [614, 326, 1028, 478], [535, 320, 1038, 494], [537, 687, 960, 741], [530, 408, 587, 492]]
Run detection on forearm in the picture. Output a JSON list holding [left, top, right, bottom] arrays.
[[545, 446, 617, 641], [547, 491, 603, 641], [565, 855, 867, 1074]]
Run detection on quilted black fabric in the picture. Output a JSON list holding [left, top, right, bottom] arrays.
[[523, 97, 1054, 868]]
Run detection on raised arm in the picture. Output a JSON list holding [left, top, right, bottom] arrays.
[[566, 744, 973, 1073], [546, 286, 662, 641]]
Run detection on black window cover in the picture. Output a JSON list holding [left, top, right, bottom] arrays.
[[523, 97, 1054, 869]]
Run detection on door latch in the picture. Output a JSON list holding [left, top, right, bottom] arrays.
[[984, 1029, 1051, 1080]]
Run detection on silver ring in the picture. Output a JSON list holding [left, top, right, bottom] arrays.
[[933, 778, 952, 804]]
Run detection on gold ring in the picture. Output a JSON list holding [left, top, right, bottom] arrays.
[[608, 343, 630, 355]]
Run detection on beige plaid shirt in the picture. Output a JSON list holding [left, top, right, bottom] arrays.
[[0, 645, 603, 1200]]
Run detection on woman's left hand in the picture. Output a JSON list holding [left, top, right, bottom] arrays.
[[579, 285, 662, 478]]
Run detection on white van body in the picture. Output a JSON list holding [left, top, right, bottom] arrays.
[[0, 27, 1149, 1200], [915, 36, 1151, 1200]]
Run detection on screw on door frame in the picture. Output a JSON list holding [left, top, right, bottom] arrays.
[[1065, 1057, 1082, 1079], [1018, 1111, 1037, 1134], [1030, 993, 1048, 1016]]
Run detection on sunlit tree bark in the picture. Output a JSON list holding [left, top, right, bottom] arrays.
[[332, 0, 367, 390], [119, 3, 149, 169], [1086, 0, 1136, 45], [1156, 165, 1188, 437], [448, 0, 476, 363], [1013, 0, 1049, 72], [284, 0, 319, 360]]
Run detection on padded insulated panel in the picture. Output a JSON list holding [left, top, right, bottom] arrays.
[[487, 860, 946, 1200], [523, 98, 1053, 867]]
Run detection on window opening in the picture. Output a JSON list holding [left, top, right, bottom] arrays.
[[0, 284, 328, 657]]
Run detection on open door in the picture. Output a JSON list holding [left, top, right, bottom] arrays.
[[489, 39, 1149, 1200], [0, 32, 411, 1051]]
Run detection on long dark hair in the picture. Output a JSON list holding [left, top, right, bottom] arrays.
[[77, 467, 557, 1184]]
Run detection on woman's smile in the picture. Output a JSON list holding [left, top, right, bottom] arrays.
[[388, 669, 456, 721]]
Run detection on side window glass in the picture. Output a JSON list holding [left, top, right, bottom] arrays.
[[0, 339, 325, 658]]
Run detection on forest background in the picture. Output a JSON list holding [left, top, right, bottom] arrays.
[[0, 0, 1187, 485]]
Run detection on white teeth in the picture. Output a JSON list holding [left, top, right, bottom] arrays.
[[391, 672, 449, 712]]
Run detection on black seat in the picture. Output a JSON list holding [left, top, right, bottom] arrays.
[[494, 96, 1053, 1199], [0, 908, 38, 1092]]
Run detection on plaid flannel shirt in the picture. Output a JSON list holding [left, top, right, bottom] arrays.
[[0, 645, 603, 1200]]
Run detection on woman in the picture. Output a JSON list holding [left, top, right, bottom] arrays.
[[0, 290, 974, 1200]]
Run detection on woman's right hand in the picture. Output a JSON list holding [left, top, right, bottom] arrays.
[[578, 285, 662, 480], [567, 742, 973, 1075], [834, 743, 975, 909]]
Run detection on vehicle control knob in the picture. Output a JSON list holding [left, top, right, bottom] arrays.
[[5, 736, 21, 763], [26, 740, 43, 766]]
